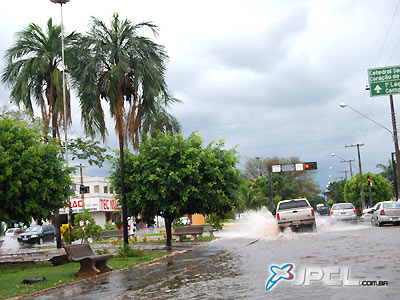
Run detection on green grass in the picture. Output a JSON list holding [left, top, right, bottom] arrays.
[[179, 236, 218, 242], [141, 233, 165, 237], [0, 252, 168, 300]]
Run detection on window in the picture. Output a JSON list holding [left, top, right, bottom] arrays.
[[104, 186, 108, 193], [94, 185, 100, 193], [278, 200, 310, 210]]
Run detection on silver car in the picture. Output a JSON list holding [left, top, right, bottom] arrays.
[[371, 201, 400, 226], [330, 203, 357, 223]]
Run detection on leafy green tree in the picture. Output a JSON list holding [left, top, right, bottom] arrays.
[[68, 137, 112, 168], [0, 116, 71, 225], [70, 13, 174, 244], [2, 18, 79, 140], [326, 180, 346, 203], [307, 194, 325, 208], [110, 132, 241, 247], [237, 177, 267, 210], [344, 173, 392, 209]]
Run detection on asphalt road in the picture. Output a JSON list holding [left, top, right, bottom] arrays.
[[22, 212, 400, 300]]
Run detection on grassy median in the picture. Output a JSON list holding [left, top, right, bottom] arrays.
[[0, 251, 168, 300]]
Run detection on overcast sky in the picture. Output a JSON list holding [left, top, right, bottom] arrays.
[[1, 0, 400, 191]]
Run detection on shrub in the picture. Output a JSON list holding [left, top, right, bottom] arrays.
[[103, 221, 117, 231], [116, 244, 141, 258], [74, 211, 102, 242], [60, 224, 78, 243], [95, 249, 110, 255]]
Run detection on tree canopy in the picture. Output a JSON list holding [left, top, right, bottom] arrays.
[[344, 173, 392, 209], [1, 18, 79, 140], [0, 116, 71, 225], [110, 132, 241, 246]]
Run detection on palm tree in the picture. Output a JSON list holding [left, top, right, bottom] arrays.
[[2, 18, 78, 141], [376, 160, 393, 181], [141, 95, 181, 137], [70, 13, 173, 244]]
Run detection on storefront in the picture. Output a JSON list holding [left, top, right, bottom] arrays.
[[59, 176, 121, 227]]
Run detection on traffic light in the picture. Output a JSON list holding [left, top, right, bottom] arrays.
[[303, 162, 317, 170], [80, 185, 89, 194], [367, 175, 371, 186]]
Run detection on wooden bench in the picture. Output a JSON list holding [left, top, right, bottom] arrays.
[[100, 229, 124, 240], [190, 225, 216, 237], [172, 226, 204, 242], [63, 243, 113, 278]]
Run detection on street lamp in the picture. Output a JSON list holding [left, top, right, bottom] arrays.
[[340, 102, 400, 200], [50, 0, 70, 248], [339, 103, 393, 136]]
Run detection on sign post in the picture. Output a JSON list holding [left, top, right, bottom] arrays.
[[368, 65, 400, 200]]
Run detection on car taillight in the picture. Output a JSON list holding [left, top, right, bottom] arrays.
[[330, 210, 334, 214], [353, 208, 356, 214], [311, 209, 315, 216], [380, 209, 385, 215], [277, 213, 280, 221]]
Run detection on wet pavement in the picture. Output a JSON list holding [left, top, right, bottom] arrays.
[[5, 212, 400, 299]]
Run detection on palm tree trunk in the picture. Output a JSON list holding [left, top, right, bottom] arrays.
[[119, 131, 129, 244]]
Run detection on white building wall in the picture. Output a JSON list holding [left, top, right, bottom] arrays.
[[91, 212, 106, 228]]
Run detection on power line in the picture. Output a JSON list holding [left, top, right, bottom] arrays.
[[374, 0, 400, 66]]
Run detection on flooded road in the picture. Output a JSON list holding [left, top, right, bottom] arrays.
[[29, 211, 400, 300]]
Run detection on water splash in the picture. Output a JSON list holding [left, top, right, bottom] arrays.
[[216, 208, 369, 240], [217, 207, 279, 239], [0, 236, 20, 252]]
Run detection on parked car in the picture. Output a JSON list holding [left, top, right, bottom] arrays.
[[17, 225, 56, 245], [179, 217, 191, 226], [330, 203, 357, 223], [371, 201, 400, 227], [5, 227, 24, 237]]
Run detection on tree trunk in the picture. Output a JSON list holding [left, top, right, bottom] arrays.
[[164, 213, 175, 248], [119, 131, 129, 244]]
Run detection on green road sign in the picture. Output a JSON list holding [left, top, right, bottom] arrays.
[[368, 65, 400, 97]]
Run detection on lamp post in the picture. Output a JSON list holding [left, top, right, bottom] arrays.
[[340, 103, 400, 200], [50, 0, 70, 248]]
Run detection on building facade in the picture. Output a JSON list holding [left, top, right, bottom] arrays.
[[59, 175, 121, 227]]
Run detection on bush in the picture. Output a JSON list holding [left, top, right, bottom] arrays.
[[95, 249, 110, 255], [103, 221, 117, 231], [74, 211, 102, 242], [116, 244, 142, 258], [60, 224, 78, 243], [208, 213, 223, 230]]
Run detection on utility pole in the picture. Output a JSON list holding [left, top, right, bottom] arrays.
[[340, 159, 355, 177], [389, 95, 400, 198], [346, 143, 365, 210], [267, 166, 274, 214], [391, 152, 398, 200], [338, 170, 349, 181]]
